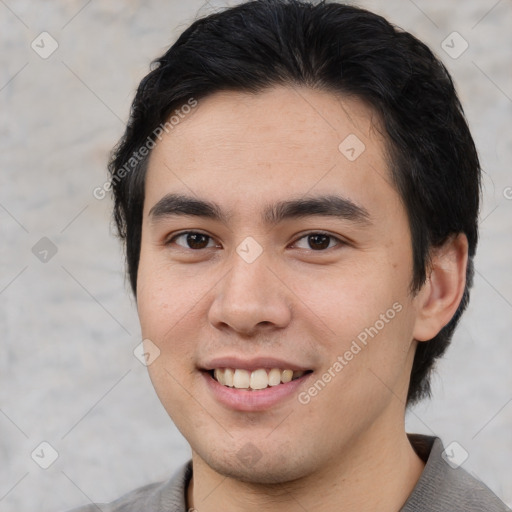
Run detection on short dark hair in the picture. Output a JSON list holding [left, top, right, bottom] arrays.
[[108, 0, 481, 406]]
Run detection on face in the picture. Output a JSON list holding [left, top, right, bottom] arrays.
[[137, 86, 424, 484]]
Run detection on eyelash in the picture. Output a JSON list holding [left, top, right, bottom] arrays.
[[165, 230, 345, 252]]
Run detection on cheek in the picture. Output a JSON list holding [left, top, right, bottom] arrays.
[[294, 260, 415, 381], [137, 252, 187, 330], [136, 259, 210, 368], [292, 260, 399, 331]]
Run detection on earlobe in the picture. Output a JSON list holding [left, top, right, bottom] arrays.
[[413, 234, 469, 342]]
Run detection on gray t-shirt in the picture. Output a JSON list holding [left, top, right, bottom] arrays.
[[68, 435, 511, 511]]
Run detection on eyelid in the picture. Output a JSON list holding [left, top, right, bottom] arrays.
[[165, 230, 219, 249], [290, 230, 346, 250], [165, 230, 346, 251]]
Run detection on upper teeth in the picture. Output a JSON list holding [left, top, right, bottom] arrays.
[[213, 368, 306, 390]]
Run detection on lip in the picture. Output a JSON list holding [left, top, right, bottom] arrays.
[[201, 369, 313, 412], [201, 356, 312, 372]]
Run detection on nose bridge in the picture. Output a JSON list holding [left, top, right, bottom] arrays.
[[208, 239, 291, 333], [228, 242, 269, 299]]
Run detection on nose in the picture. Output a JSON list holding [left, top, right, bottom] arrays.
[[207, 248, 292, 337]]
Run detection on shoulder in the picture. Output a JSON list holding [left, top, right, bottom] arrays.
[[66, 461, 192, 512], [403, 435, 511, 512], [67, 480, 166, 512]]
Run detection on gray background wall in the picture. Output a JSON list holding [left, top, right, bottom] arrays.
[[1, 1, 511, 510]]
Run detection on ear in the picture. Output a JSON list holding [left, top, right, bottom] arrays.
[[413, 234, 469, 342]]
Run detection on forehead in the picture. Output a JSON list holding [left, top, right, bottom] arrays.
[[144, 86, 398, 220]]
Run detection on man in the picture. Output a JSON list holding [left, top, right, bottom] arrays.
[[72, 0, 510, 510]]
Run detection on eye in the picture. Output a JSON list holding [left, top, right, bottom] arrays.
[[292, 232, 344, 251], [166, 231, 217, 250], [165, 230, 344, 252]]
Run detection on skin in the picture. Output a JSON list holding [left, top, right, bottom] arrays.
[[136, 86, 468, 511]]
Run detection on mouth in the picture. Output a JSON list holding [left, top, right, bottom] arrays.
[[206, 368, 314, 391]]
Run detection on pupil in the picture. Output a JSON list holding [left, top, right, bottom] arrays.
[[309, 234, 329, 250], [188, 233, 208, 249], [185, 234, 330, 250]]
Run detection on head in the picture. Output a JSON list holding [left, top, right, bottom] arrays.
[[107, 0, 480, 483]]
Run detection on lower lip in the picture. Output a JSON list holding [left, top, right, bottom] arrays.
[[202, 371, 313, 412]]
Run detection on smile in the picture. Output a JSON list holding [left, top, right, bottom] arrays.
[[210, 368, 312, 390]]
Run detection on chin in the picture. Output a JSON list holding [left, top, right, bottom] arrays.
[[198, 446, 314, 485]]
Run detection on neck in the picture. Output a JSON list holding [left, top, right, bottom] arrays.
[[186, 421, 425, 512]]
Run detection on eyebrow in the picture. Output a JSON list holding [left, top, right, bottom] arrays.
[[148, 193, 371, 227]]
